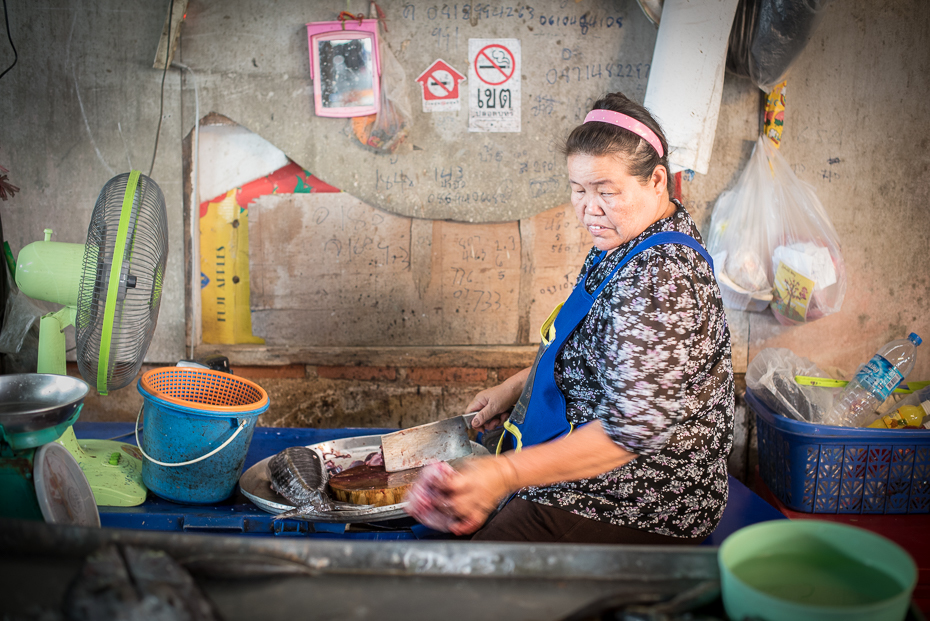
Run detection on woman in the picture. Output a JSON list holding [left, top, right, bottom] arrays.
[[413, 92, 734, 545]]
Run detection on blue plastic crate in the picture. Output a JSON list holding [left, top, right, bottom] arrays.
[[746, 388, 930, 514]]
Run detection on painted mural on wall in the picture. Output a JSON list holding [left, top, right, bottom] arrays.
[[200, 162, 338, 343]]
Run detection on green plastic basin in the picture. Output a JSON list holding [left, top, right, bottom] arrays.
[[719, 520, 917, 621]]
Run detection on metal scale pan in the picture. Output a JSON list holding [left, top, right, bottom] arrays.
[[0, 373, 89, 450], [0, 374, 99, 526]]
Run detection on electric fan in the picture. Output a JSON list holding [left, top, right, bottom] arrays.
[[14, 170, 168, 506]]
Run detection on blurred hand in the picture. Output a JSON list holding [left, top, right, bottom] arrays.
[[412, 422, 637, 536], [438, 456, 517, 535]]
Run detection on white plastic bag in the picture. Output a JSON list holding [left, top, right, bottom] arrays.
[[746, 348, 835, 423], [0, 286, 44, 354], [707, 136, 846, 323]]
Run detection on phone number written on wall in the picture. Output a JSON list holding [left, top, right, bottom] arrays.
[[402, 4, 625, 36]]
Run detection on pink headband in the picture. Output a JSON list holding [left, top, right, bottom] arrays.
[[584, 110, 665, 158]]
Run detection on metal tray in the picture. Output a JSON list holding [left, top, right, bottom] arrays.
[[239, 433, 488, 523]]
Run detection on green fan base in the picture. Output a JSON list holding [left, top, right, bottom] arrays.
[[56, 426, 146, 507], [30, 305, 148, 507]]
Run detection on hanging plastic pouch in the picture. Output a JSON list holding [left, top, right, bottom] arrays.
[[707, 135, 846, 323], [351, 36, 412, 153], [0, 286, 44, 354], [726, 0, 835, 92]]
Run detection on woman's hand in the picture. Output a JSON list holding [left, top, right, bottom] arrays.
[[436, 456, 518, 535], [429, 422, 638, 535], [466, 367, 531, 432]]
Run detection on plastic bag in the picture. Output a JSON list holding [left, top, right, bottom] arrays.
[[351, 37, 412, 153], [706, 135, 846, 323], [875, 385, 930, 425], [0, 286, 44, 354], [726, 0, 834, 92], [746, 348, 835, 423]]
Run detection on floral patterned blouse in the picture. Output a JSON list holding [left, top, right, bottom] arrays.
[[519, 203, 735, 539]]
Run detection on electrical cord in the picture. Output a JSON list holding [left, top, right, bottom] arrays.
[[148, 0, 174, 177], [0, 0, 17, 80]]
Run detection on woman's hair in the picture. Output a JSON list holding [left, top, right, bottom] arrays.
[[562, 93, 672, 194]]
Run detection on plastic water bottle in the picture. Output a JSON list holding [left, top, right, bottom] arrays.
[[827, 333, 922, 427]]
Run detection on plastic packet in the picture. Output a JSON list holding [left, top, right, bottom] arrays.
[[0, 286, 44, 354], [726, 0, 835, 92], [706, 135, 846, 323], [876, 385, 930, 419], [746, 348, 836, 423], [707, 137, 781, 312], [351, 37, 412, 153]]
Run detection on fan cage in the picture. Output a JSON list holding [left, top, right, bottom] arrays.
[[76, 172, 169, 393]]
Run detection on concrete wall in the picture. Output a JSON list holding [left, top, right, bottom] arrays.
[[178, 0, 663, 223], [744, 1, 930, 379], [0, 1, 186, 364], [1, 1, 929, 483]]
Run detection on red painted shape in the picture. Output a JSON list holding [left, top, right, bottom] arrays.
[[199, 161, 340, 217], [473, 44, 515, 86], [415, 59, 466, 102], [235, 162, 339, 209]]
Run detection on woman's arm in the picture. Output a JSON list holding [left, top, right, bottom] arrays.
[[439, 420, 637, 535]]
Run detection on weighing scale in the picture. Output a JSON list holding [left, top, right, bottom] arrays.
[[0, 373, 99, 526]]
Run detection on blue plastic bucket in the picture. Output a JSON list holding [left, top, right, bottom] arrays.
[[136, 367, 270, 504]]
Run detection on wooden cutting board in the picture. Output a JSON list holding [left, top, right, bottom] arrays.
[[328, 464, 423, 507]]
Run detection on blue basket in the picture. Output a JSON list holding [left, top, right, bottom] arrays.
[[746, 388, 930, 514]]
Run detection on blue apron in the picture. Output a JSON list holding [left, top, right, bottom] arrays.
[[500, 231, 713, 453]]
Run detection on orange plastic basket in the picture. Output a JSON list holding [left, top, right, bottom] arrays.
[[139, 367, 269, 413]]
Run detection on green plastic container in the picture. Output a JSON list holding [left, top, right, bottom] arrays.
[[719, 521, 917, 621]]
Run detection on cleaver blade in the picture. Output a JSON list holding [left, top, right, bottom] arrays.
[[381, 414, 476, 473]]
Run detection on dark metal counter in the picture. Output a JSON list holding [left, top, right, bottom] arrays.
[[0, 518, 721, 621]]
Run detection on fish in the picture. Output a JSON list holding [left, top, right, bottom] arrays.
[[268, 446, 335, 518]]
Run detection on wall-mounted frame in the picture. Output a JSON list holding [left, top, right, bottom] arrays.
[[306, 20, 381, 118]]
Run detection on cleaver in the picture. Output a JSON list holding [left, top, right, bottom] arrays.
[[381, 413, 478, 473]]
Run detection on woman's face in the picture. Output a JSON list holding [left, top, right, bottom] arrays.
[[568, 152, 670, 253]]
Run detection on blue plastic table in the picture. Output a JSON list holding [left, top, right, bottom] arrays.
[[74, 422, 785, 542]]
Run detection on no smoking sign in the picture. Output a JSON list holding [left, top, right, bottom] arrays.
[[468, 38, 521, 133], [416, 59, 466, 112], [474, 44, 515, 86]]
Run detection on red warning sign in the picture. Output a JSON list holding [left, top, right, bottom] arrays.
[[416, 59, 466, 112], [473, 44, 515, 86]]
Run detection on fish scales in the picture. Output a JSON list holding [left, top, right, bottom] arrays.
[[268, 446, 328, 506], [268, 445, 352, 518], [267, 445, 374, 519]]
